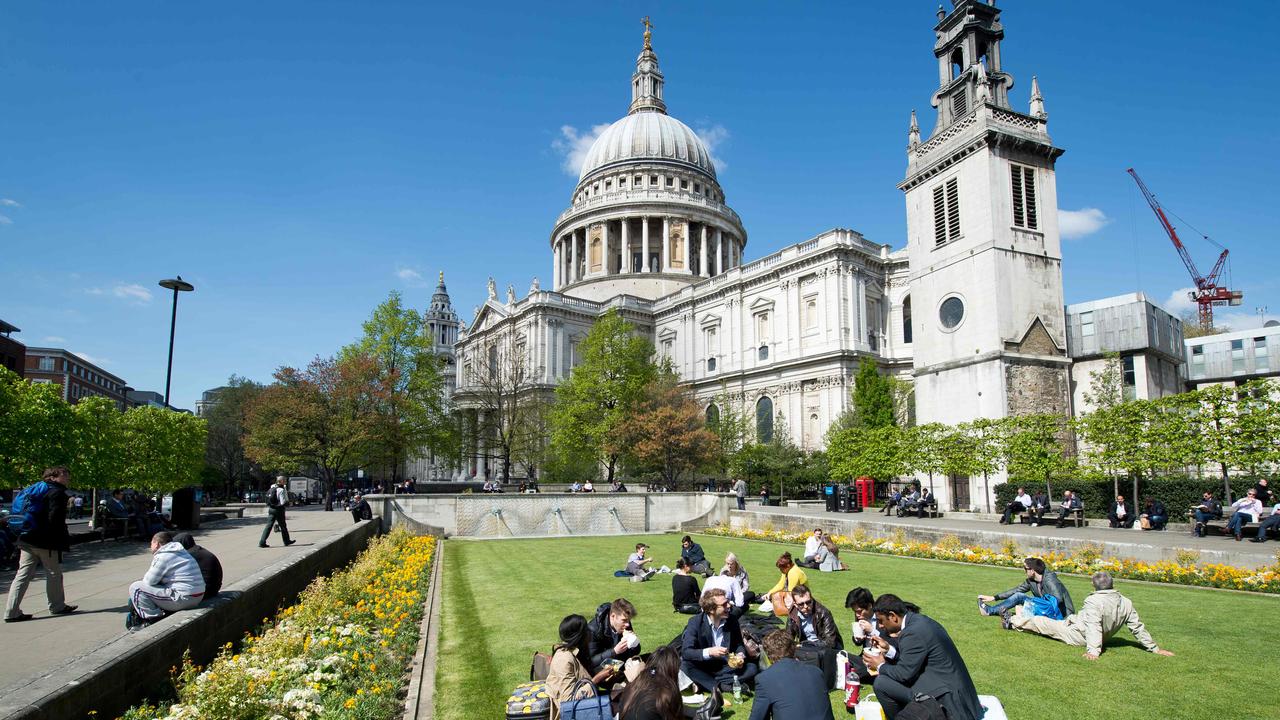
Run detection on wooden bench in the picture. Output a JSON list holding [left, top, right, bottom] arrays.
[[1020, 505, 1085, 527], [1188, 509, 1275, 537], [95, 514, 139, 542], [896, 502, 942, 519]]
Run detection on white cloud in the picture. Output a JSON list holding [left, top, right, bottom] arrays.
[[85, 287, 105, 296], [551, 123, 611, 176], [396, 266, 427, 287], [0, 198, 21, 207], [112, 283, 153, 304], [1161, 287, 1198, 318], [695, 124, 730, 173], [1058, 207, 1110, 240], [42, 336, 66, 343], [73, 351, 111, 366], [0, 215, 11, 225]]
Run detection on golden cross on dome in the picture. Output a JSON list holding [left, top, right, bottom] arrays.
[[642, 16, 653, 49]]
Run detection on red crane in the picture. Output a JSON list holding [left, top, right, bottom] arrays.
[[1127, 168, 1242, 331]]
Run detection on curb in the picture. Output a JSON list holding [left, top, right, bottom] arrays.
[[403, 539, 445, 720]]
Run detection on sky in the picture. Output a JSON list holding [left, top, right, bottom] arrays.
[[2, 1, 1278, 410]]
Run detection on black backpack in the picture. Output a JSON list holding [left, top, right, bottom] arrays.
[[896, 694, 949, 720]]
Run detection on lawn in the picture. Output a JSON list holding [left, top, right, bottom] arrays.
[[435, 532, 1277, 720]]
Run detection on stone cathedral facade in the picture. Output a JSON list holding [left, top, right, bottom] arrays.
[[448, 2, 1072, 511]]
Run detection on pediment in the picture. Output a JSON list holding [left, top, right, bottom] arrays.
[[1006, 316, 1064, 356], [699, 313, 722, 328], [749, 296, 775, 314]]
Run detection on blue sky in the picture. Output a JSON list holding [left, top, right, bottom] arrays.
[[2, 1, 1278, 409]]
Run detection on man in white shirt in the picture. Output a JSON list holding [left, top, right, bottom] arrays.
[[999, 487, 1034, 525], [704, 569, 746, 617], [1249, 502, 1280, 543], [626, 542, 655, 581], [799, 528, 824, 568], [1226, 489, 1263, 541]]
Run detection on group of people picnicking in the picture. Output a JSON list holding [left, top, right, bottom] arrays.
[[542, 529, 1176, 720], [4, 466, 227, 631]]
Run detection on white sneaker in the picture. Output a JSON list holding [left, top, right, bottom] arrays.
[[645, 569, 657, 580], [631, 575, 645, 583], [1031, 522, 1038, 527]]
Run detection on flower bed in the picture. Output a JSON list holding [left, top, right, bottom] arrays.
[[703, 524, 1280, 594], [118, 530, 436, 720]]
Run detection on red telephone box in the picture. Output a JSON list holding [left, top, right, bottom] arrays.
[[855, 477, 874, 509]]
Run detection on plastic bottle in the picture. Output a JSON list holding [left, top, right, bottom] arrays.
[[732, 673, 742, 702]]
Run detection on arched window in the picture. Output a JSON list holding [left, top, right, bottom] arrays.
[[902, 296, 913, 344], [756, 396, 774, 444], [950, 48, 964, 79], [706, 404, 720, 429]]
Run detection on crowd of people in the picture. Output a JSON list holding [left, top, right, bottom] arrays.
[[878, 485, 937, 518]]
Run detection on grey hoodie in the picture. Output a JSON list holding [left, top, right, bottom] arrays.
[[142, 542, 206, 596]]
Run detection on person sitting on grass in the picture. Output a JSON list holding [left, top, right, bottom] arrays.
[[1250, 499, 1280, 543], [978, 556, 1075, 620], [748, 630, 835, 720], [999, 487, 1034, 524], [627, 542, 656, 581], [548, 614, 618, 720], [798, 528, 825, 568], [1191, 491, 1223, 537], [1226, 489, 1263, 541], [1010, 571, 1175, 660], [616, 645, 683, 720], [721, 552, 756, 606], [1107, 495, 1134, 529], [812, 534, 844, 572], [762, 552, 808, 616], [125, 531, 205, 630], [703, 562, 747, 617], [587, 598, 642, 676], [672, 558, 701, 614], [680, 535, 712, 577], [172, 532, 222, 599], [679, 588, 759, 696], [1140, 497, 1168, 531], [785, 584, 843, 689], [1053, 490, 1082, 527]]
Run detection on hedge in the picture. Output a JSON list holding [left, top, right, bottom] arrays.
[[993, 476, 1268, 519]]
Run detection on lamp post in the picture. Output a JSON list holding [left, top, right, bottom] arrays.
[[158, 276, 195, 408]]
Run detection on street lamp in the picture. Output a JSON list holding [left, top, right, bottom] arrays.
[[158, 276, 195, 408]]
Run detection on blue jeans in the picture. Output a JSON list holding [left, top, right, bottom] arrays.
[[1227, 511, 1252, 536], [1192, 510, 1217, 535], [983, 591, 1029, 614]]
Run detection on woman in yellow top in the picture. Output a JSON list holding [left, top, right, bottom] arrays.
[[764, 552, 808, 617], [546, 614, 617, 720]]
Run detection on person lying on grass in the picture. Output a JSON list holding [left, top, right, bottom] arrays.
[[978, 556, 1075, 620], [1009, 570, 1175, 661]]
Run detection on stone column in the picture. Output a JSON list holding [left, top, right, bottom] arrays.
[[700, 225, 709, 277], [661, 216, 670, 272], [621, 218, 630, 272], [570, 231, 580, 283], [603, 222, 611, 276], [641, 217, 650, 272], [553, 240, 561, 289]]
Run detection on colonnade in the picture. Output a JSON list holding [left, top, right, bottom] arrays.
[[553, 216, 743, 289]]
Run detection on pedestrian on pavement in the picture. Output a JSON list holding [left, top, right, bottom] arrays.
[[72, 494, 84, 520], [4, 467, 78, 623], [258, 476, 296, 548], [733, 477, 748, 511]]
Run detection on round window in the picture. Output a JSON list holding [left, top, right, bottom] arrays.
[[939, 296, 965, 329]]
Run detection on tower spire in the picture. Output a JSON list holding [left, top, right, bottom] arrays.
[[629, 18, 667, 115], [1029, 75, 1046, 119], [908, 109, 921, 149]]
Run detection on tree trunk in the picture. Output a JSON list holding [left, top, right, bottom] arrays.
[[1221, 462, 1232, 504], [983, 471, 991, 514], [323, 469, 335, 512]]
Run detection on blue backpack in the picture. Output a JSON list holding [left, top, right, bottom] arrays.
[[7, 481, 52, 536]]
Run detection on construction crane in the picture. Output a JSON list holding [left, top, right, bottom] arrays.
[[1127, 168, 1242, 331]]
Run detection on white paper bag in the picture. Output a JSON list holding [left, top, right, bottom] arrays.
[[835, 651, 850, 690], [855, 694, 885, 720]]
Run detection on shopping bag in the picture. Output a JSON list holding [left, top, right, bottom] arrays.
[[855, 692, 886, 720], [835, 651, 850, 690]]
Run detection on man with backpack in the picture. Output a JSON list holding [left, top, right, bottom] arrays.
[[5, 467, 78, 622], [258, 476, 296, 548]]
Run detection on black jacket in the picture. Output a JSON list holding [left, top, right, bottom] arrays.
[[876, 613, 983, 720], [682, 541, 707, 566], [996, 569, 1075, 616], [672, 574, 700, 609], [352, 500, 373, 521], [786, 600, 843, 651], [587, 601, 640, 672], [747, 658, 835, 720], [19, 481, 70, 553], [1108, 501, 1132, 518], [1195, 498, 1223, 518], [680, 612, 746, 666], [1254, 483, 1274, 508]]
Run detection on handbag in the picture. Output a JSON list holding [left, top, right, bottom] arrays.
[[505, 681, 551, 720], [529, 651, 552, 681], [561, 679, 611, 720], [682, 686, 723, 720], [1140, 516, 1152, 530], [855, 692, 886, 720]]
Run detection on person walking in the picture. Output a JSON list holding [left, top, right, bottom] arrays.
[[733, 477, 748, 511], [5, 467, 78, 622], [258, 476, 296, 548]]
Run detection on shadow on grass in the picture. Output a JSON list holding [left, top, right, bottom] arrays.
[[442, 543, 502, 687]]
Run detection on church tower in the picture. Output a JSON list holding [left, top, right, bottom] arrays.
[[900, 2, 1070, 436], [409, 272, 461, 481]]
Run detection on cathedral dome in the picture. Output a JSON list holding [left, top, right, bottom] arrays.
[[578, 112, 716, 181]]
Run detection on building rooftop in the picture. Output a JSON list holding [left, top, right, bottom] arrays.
[[0, 319, 20, 336]]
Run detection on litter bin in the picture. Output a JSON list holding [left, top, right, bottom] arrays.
[[824, 485, 838, 512], [170, 487, 201, 530], [846, 484, 862, 513], [835, 485, 851, 512]]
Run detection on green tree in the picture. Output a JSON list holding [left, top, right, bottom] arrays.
[[970, 418, 1005, 513], [905, 422, 947, 497], [120, 406, 207, 494], [343, 291, 455, 491], [1003, 414, 1073, 499], [70, 396, 127, 491], [850, 358, 896, 429], [0, 369, 75, 488], [617, 372, 718, 487], [549, 309, 657, 484], [827, 425, 908, 483], [203, 375, 264, 500]]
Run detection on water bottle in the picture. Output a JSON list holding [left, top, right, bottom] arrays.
[[732, 673, 742, 702]]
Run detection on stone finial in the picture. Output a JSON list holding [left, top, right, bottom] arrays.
[[487, 277, 497, 299], [908, 109, 921, 149], [506, 284, 517, 305], [1030, 75, 1047, 119], [937, 4, 946, 21], [530, 277, 541, 293], [975, 62, 990, 103]]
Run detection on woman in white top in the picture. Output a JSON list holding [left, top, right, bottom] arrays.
[[720, 553, 755, 605]]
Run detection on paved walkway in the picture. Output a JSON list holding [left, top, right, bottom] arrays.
[[735, 504, 1278, 567], [0, 507, 357, 692]]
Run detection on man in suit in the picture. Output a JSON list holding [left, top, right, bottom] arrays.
[[1054, 490, 1082, 527], [749, 630, 834, 720], [1107, 495, 1134, 528], [680, 588, 759, 693], [861, 594, 982, 720]]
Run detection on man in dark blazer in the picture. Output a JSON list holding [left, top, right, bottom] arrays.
[[1107, 495, 1134, 528], [862, 594, 982, 720], [749, 630, 834, 720], [680, 588, 759, 693]]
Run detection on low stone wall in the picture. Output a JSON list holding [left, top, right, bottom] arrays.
[[0, 521, 379, 720], [727, 509, 1270, 568], [369, 492, 734, 537]]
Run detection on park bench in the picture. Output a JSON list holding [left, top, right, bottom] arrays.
[[1019, 504, 1086, 528], [1187, 508, 1275, 537], [896, 501, 942, 519]]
